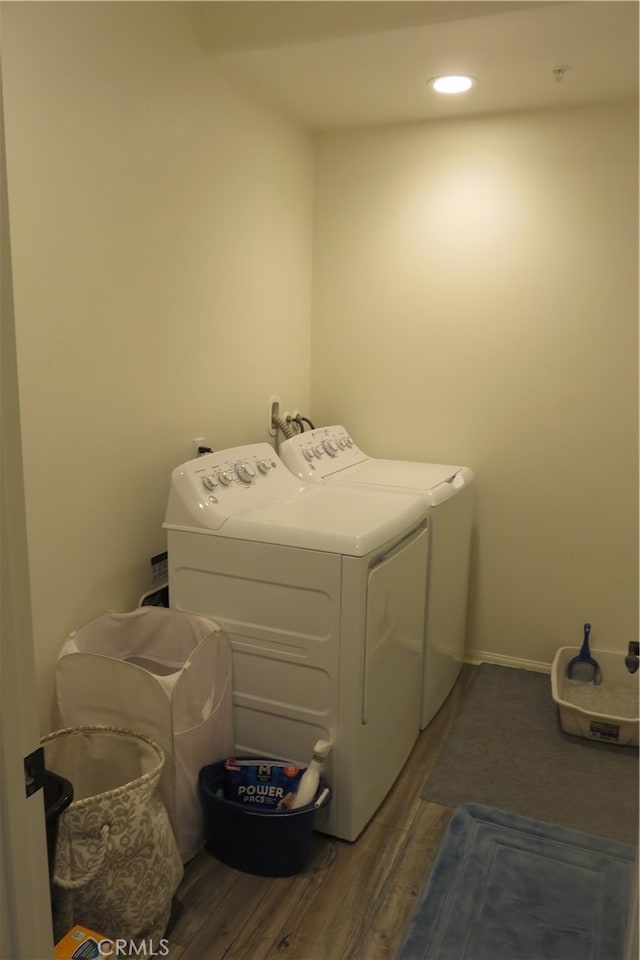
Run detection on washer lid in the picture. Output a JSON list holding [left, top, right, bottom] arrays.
[[279, 426, 473, 505], [164, 442, 428, 556], [339, 458, 459, 487], [332, 460, 474, 506]]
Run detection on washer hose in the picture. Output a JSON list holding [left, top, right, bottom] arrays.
[[273, 415, 296, 440]]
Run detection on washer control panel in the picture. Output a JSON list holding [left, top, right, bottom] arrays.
[[279, 425, 368, 480], [166, 443, 305, 530]]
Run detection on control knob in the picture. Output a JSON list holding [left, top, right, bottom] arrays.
[[322, 439, 339, 456], [218, 470, 233, 486], [235, 461, 256, 484], [257, 459, 270, 475], [202, 475, 218, 491]]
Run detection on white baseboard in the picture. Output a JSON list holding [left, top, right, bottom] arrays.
[[464, 648, 551, 675]]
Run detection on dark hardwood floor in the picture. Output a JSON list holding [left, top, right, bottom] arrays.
[[164, 665, 476, 960]]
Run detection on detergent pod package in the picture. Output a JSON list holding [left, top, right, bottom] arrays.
[[224, 758, 305, 810]]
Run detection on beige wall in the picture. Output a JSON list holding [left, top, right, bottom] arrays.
[[312, 103, 638, 668], [2, 2, 313, 731]]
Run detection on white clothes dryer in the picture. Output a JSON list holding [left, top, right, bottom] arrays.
[[279, 426, 474, 730], [164, 443, 429, 841]]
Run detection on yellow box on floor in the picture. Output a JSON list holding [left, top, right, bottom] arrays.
[[54, 925, 113, 959]]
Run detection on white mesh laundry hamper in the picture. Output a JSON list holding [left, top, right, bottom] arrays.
[[55, 607, 234, 862]]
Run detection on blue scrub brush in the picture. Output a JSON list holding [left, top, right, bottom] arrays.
[[566, 622, 601, 685]]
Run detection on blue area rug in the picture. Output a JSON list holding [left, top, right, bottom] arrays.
[[398, 803, 636, 960]]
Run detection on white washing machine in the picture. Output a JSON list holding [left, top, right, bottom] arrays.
[[279, 426, 474, 730], [164, 443, 429, 842]]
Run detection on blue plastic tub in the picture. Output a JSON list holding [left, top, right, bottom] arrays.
[[199, 759, 332, 876]]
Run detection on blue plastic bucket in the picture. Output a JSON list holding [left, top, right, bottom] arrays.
[[199, 759, 332, 876]]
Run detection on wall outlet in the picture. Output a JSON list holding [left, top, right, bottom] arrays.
[[192, 437, 208, 458]]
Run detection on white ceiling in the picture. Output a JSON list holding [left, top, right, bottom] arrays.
[[196, 1, 639, 130]]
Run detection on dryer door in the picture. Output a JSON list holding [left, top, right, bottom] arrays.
[[363, 529, 426, 729], [338, 524, 428, 840]]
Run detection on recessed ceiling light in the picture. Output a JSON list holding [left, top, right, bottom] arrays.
[[430, 75, 475, 94]]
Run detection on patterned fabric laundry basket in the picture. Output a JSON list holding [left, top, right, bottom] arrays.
[[42, 725, 183, 944], [55, 606, 234, 862]]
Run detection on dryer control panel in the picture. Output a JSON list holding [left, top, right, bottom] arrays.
[[280, 425, 368, 481], [165, 443, 306, 531]]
